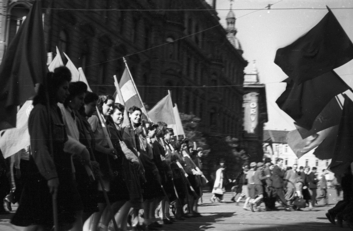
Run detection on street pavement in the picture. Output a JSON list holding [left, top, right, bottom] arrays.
[[0, 188, 351, 231]]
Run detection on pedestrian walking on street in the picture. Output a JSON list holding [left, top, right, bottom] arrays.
[[271, 158, 291, 211], [211, 160, 226, 203], [316, 169, 328, 206]]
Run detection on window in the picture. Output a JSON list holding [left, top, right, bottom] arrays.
[[326, 160, 329, 167], [187, 18, 192, 34], [305, 159, 309, 167], [316, 160, 319, 167], [118, 11, 125, 34], [285, 159, 288, 166], [8, 5, 30, 44], [58, 30, 68, 54], [132, 18, 139, 44], [144, 27, 150, 49]]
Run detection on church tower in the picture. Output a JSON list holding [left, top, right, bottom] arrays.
[[226, 0, 243, 54]]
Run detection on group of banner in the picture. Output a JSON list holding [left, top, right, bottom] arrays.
[[0, 47, 186, 159], [274, 6, 353, 175]]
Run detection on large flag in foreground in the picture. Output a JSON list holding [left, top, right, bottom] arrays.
[[119, 61, 148, 117], [275, 8, 353, 84], [0, 100, 33, 158], [295, 97, 342, 139], [0, 1, 46, 130], [329, 96, 353, 176], [287, 125, 338, 159], [276, 71, 348, 130], [148, 92, 175, 125]]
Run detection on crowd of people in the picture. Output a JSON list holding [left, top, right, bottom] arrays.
[[211, 157, 353, 228], [225, 158, 329, 212], [0, 66, 206, 231]]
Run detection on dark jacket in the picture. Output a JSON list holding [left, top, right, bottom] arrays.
[[307, 172, 319, 189], [271, 165, 285, 188]]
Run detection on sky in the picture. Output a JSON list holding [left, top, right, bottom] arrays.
[[215, 0, 353, 131]]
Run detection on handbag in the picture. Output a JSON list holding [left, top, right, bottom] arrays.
[[293, 197, 306, 209]]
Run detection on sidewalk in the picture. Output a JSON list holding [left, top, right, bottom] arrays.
[[0, 189, 351, 231]]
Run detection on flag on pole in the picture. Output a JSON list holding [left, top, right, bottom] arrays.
[[295, 97, 343, 139], [113, 75, 129, 127], [148, 91, 175, 125], [48, 47, 64, 72], [78, 67, 92, 92], [329, 95, 353, 176], [0, 1, 47, 130], [0, 100, 33, 158], [64, 53, 79, 81], [276, 71, 348, 130], [119, 59, 149, 117], [173, 104, 185, 138], [275, 7, 353, 84]]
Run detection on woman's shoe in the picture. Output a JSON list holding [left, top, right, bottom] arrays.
[[162, 218, 173, 224]]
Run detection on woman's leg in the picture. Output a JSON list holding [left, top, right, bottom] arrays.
[[112, 201, 132, 231]]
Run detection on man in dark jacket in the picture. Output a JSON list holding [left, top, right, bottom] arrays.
[[272, 158, 291, 211], [307, 167, 319, 210]]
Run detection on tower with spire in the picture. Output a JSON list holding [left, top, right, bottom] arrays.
[[226, 0, 243, 54]]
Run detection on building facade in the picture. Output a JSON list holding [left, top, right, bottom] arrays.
[[0, 0, 247, 138]]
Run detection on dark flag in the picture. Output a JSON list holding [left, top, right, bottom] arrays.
[[0, 1, 47, 130], [313, 125, 339, 160], [276, 71, 348, 130], [295, 97, 342, 139], [330, 95, 353, 176], [275, 8, 353, 84]]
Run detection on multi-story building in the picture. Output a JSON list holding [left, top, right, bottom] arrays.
[[0, 0, 247, 138]]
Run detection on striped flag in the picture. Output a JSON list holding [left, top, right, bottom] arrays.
[[48, 46, 64, 72], [119, 60, 148, 117]]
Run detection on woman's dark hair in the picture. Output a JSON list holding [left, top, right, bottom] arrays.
[[112, 103, 125, 113], [63, 81, 87, 107], [96, 95, 114, 113], [156, 121, 167, 138], [84, 91, 99, 104], [128, 106, 142, 115], [78, 91, 99, 116], [33, 66, 72, 105]]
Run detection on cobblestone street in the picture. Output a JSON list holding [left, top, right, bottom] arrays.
[[0, 189, 351, 231]]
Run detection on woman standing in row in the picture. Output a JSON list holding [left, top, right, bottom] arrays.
[[11, 67, 90, 231]]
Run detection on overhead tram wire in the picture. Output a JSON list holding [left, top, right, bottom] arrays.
[[84, 1, 285, 68]]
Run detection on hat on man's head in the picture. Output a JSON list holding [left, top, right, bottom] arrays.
[[257, 162, 264, 167], [264, 157, 272, 163], [250, 162, 256, 168]]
